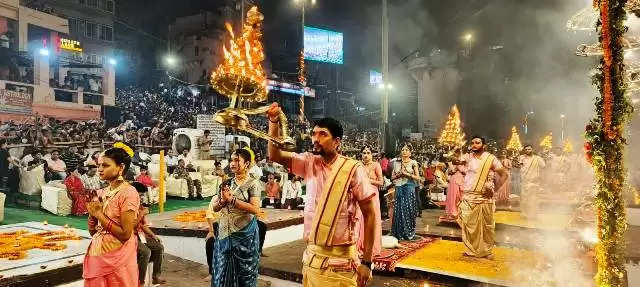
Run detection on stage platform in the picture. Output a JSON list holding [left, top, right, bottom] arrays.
[[148, 207, 304, 238], [383, 209, 579, 249], [0, 222, 91, 287], [259, 239, 474, 287], [396, 239, 547, 287]]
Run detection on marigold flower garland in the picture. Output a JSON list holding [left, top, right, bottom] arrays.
[[588, 0, 635, 286], [0, 230, 82, 260]]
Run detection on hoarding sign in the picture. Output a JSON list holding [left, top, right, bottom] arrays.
[[58, 37, 82, 52], [196, 115, 225, 151], [0, 89, 32, 114]]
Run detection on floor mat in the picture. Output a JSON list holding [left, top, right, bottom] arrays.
[[373, 236, 437, 272]]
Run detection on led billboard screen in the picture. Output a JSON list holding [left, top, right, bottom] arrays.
[[370, 70, 383, 85], [304, 26, 343, 64]]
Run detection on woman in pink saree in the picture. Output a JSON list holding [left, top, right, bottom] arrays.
[[358, 146, 382, 257], [445, 149, 465, 220], [84, 144, 140, 287]]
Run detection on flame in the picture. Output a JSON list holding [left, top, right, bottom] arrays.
[[211, 6, 267, 101], [225, 22, 235, 39]]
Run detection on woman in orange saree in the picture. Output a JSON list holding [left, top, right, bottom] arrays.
[[84, 143, 141, 287]]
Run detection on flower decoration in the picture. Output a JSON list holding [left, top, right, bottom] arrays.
[[586, 0, 635, 285], [113, 142, 134, 158]]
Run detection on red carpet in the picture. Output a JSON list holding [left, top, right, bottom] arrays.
[[373, 237, 437, 272]]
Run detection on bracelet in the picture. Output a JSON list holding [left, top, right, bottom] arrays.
[[106, 220, 113, 233], [231, 197, 237, 208]]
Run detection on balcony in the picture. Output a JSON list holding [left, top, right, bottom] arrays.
[[53, 88, 104, 106]]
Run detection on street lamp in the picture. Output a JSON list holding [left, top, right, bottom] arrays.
[[523, 111, 534, 135], [463, 33, 473, 56], [378, 83, 393, 90], [108, 58, 117, 66], [39, 48, 49, 56], [295, 0, 317, 48], [165, 56, 176, 67], [561, 114, 566, 142]]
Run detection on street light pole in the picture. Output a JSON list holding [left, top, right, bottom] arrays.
[[240, 0, 245, 24], [381, 0, 390, 154], [523, 111, 533, 135], [464, 33, 472, 56], [561, 114, 566, 142]]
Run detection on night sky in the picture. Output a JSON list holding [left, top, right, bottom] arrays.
[[114, 0, 625, 143]]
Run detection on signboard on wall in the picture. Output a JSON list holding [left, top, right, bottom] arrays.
[[370, 70, 383, 86], [0, 89, 32, 114], [58, 37, 82, 52], [410, 133, 423, 140], [267, 80, 315, 97], [196, 114, 226, 152]]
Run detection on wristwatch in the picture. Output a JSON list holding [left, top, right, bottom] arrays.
[[361, 260, 373, 270]]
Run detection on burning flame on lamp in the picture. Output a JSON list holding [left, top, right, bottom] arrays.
[[581, 228, 598, 244], [211, 7, 267, 102]]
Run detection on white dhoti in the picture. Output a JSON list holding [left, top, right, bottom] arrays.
[[520, 181, 541, 219]]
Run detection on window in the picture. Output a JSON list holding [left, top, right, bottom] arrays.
[[68, 18, 83, 36], [99, 25, 113, 41], [85, 54, 98, 64], [79, 0, 86, 5], [85, 21, 97, 39], [195, 46, 199, 57], [99, 0, 114, 12], [106, 0, 114, 13], [87, 0, 98, 8]]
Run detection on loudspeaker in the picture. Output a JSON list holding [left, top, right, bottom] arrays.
[[102, 105, 121, 128]]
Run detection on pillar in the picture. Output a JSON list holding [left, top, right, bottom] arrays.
[[33, 49, 50, 104], [102, 64, 115, 105], [408, 56, 461, 137]]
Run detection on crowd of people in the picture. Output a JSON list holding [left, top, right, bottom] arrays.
[[0, 79, 612, 287]]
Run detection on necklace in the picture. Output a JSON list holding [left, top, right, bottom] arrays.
[[322, 154, 339, 167], [102, 182, 126, 212], [235, 173, 248, 184]]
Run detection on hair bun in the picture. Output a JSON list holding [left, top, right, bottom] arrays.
[[242, 146, 255, 163]]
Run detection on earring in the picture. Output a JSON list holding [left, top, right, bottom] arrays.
[[117, 172, 124, 181]]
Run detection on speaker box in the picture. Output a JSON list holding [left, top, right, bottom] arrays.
[[102, 105, 121, 128]]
